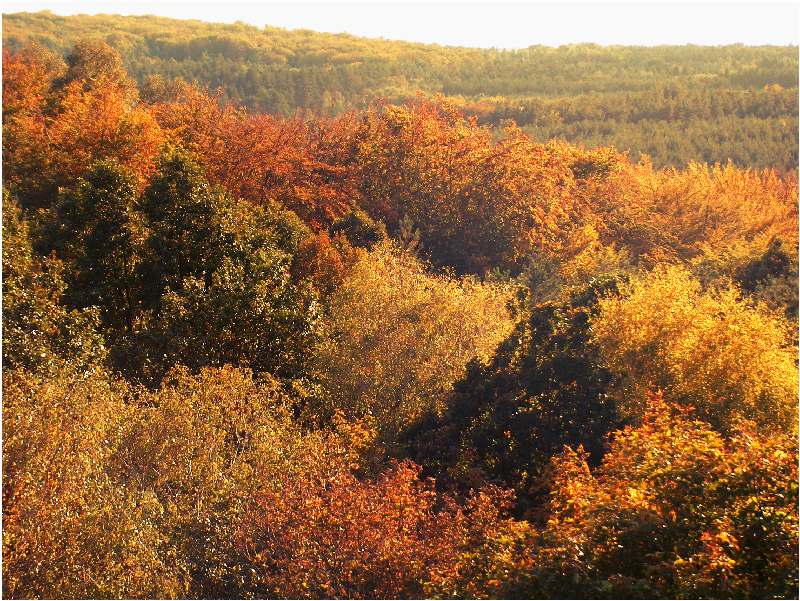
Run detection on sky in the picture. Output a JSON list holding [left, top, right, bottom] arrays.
[[3, 1, 798, 48]]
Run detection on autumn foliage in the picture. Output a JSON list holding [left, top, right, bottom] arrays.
[[2, 41, 798, 599], [535, 396, 798, 599], [149, 83, 359, 226], [3, 44, 164, 209]]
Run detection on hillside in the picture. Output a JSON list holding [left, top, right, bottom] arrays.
[[3, 10, 799, 168], [3, 17, 799, 599]]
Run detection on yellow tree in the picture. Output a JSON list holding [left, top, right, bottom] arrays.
[[591, 265, 797, 432], [313, 242, 515, 446]]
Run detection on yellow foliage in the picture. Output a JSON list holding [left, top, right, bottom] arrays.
[[2, 364, 369, 598], [598, 161, 799, 262], [639, 162, 799, 253], [2, 367, 186, 598], [314, 242, 516, 445], [591, 265, 797, 432]]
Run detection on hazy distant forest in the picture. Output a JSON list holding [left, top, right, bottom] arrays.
[[4, 11, 799, 169], [2, 10, 799, 600]]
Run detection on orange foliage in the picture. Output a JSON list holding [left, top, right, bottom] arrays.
[[633, 162, 799, 255], [149, 83, 357, 225], [577, 157, 799, 263], [537, 395, 798, 598], [2, 46, 57, 116], [144, 89, 797, 274], [3, 45, 798, 600], [238, 460, 525, 599], [354, 97, 576, 272], [47, 78, 163, 190], [3, 46, 164, 206], [291, 231, 357, 295], [2, 46, 56, 196]]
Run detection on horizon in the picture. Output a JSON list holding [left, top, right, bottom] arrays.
[[3, 1, 799, 49]]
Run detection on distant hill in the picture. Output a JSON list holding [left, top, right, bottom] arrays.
[[3, 11, 798, 169]]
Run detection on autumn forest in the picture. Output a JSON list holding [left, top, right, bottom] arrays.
[[2, 10, 799, 600]]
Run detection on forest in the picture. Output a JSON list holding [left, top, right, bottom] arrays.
[[3, 10, 799, 169], [2, 29, 799, 601]]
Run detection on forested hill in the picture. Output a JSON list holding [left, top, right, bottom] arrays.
[[3, 11, 800, 598], [3, 10, 799, 169]]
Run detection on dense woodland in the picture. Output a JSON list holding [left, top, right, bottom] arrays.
[[3, 11, 799, 169], [2, 30, 799, 600]]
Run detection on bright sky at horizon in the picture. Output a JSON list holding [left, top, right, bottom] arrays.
[[3, 1, 798, 48]]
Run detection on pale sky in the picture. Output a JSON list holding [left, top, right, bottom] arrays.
[[3, 1, 798, 48]]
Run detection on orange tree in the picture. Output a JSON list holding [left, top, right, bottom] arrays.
[[530, 396, 798, 599], [3, 43, 164, 209], [237, 459, 530, 599], [353, 97, 577, 273], [148, 82, 358, 226], [2, 45, 62, 206]]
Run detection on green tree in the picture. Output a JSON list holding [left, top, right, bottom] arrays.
[[407, 276, 624, 515], [57, 161, 148, 335], [140, 147, 227, 304], [2, 196, 106, 372], [146, 250, 321, 381], [736, 238, 799, 320], [329, 209, 387, 249], [121, 148, 321, 383]]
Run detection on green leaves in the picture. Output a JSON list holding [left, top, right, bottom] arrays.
[[31, 148, 322, 385], [2, 196, 107, 373], [59, 161, 147, 335]]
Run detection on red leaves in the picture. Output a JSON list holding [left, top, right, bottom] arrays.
[[238, 459, 523, 599]]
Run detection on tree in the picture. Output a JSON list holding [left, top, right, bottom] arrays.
[[238, 459, 526, 599], [736, 237, 799, 320], [3, 43, 164, 209], [591, 265, 798, 433], [139, 147, 230, 303], [2, 45, 61, 206], [149, 83, 358, 226], [56, 161, 149, 336], [531, 397, 798, 599], [2, 366, 185, 599], [407, 276, 624, 515], [291, 231, 357, 297], [117, 148, 321, 383], [61, 39, 135, 97], [354, 98, 576, 274], [47, 73, 164, 195], [110, 365, 339, 598], [145, 251, 321, 382], [329, 209, 386, 249], [313, 242, 515, 448], [2, 196, 107, 373]]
